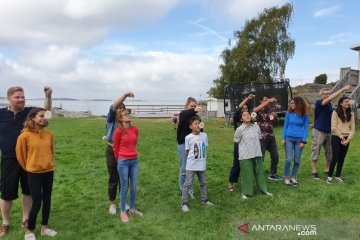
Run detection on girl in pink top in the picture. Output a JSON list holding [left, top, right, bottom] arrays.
[[113, 111, 143, 222]]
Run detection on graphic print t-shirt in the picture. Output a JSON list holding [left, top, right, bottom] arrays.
[[185, 132, 208, 171]]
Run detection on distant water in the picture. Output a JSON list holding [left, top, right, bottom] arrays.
[[3, 99, 186, 116]]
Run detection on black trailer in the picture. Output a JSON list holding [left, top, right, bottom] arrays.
[[223, 80, 292, 125]]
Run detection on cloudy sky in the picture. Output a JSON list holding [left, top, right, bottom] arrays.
[[0, 0, 359, 101]]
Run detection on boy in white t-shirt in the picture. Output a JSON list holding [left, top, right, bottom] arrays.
[[181, 116, 213, 212]]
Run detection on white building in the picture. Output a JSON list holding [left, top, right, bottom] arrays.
[[206, 98, 231, 118]]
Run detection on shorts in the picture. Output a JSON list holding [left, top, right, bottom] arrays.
[[310, 128, 332, 162], [0, 156, 30, 201]]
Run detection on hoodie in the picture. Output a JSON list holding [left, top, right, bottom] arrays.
[[16, 127, 54, 173]]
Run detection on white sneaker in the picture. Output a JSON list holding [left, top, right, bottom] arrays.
[[335, 177, 345, 183], [326, 177, 333, 184], [40, 228, 57, 237], [109, 204, 117, 215], [24, 232, 36, 240], [241, 194, 248, 200], [182, 203, 189, 212], [284, 179, 291, 186], [265, 191, 273, 196], [203, 200, 214, 206]]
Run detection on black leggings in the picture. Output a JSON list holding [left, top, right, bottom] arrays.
[[329, 136, 349, 178], [27, 171, 54, 230]]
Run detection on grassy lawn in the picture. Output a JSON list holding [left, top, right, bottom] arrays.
[[7, 117, 360, 239]]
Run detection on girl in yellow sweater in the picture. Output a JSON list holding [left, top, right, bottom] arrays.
[[16, 108, 56, 240]]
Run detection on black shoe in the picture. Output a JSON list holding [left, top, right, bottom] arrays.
[[312, 172, 320, 180]]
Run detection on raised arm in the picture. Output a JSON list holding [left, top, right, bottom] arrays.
[[112, 92, 134, 109], [239, 94, 255, 109], [43, 86, 52, 110], [322, 85, 352, 106], [254, 98, 277, 113]]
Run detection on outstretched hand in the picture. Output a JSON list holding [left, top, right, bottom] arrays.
[[44, 86, 52, 97], [125, 92, 134, 98], [195, 106, 203, 112], [247, 94, 255, 99], [343, 85, 352, 91]]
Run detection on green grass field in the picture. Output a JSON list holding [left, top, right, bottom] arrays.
[[6, 118, 360, 239]]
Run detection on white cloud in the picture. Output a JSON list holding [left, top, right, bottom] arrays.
[[0, 0, 179, 48], [192, 0, 288, 23], [0, 49, 220, 101], [314, 4, 341, 18]]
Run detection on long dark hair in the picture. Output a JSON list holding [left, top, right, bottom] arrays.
[[23, 108, 47, 129], [288, 97, 307, 117], [336, 96, 351, 122]]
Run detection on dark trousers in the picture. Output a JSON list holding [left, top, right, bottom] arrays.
[[260, 137, 279, 175], [106, 145, 119, 201], [229, 143, 240, 183], [27, 171, 54, 230], [329, 136, 349, 178]]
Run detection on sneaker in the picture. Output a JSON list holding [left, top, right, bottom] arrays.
[[181, 203, 189, 212], [326, 177, 333, 184], [268, 175, 282, 181], [40, 228, 57, 237], [284, 179, 292, 186], [241, 194, 248, 200], [312, 172, 320, 180], [24, 232, 36, 240], [120, 212, 129, 222], [290, 178, 298, 186], [129, 209, 144, 216], [202, 200, 214, 206], [264, 191, 273, 196], [109, 204, 117, 215], [335, 177, 345, 183], [189, 192, 195, 199]]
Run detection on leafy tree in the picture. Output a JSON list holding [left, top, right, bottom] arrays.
[[208, 3, 295, 98], [314, 73, 327, 84]]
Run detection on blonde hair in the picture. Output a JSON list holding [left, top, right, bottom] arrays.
[[7, 86, 24, 97]]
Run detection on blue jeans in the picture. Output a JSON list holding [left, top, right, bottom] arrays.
[[284, 137, 303, 177], [177, 144, 193, 193], [117, 158, 138, 212]]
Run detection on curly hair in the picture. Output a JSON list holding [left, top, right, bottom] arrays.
[[288, 97, 307, 117]]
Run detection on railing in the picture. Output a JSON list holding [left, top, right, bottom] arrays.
[[331, 68, 360, 118], [126, 104, 184, 117], [331, 68, 351, 93]]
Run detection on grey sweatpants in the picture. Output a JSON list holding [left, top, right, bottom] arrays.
[[181, 170, 208, 204]]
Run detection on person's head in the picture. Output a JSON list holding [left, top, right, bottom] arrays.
[[23, 108, 48, 130], [185, 97, 197, 110], [116, 103, 126, 113], [288, 97, 307, 117], [319, 88, 330, 100], [7, 86, 25, 111], [116, 109, 132, 133], [336, 96, 352, 122], [260, 96, 270, 103], [189, 116, 201, 134], [241, 111, 251, 124], [241, 104, 249, 113]]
